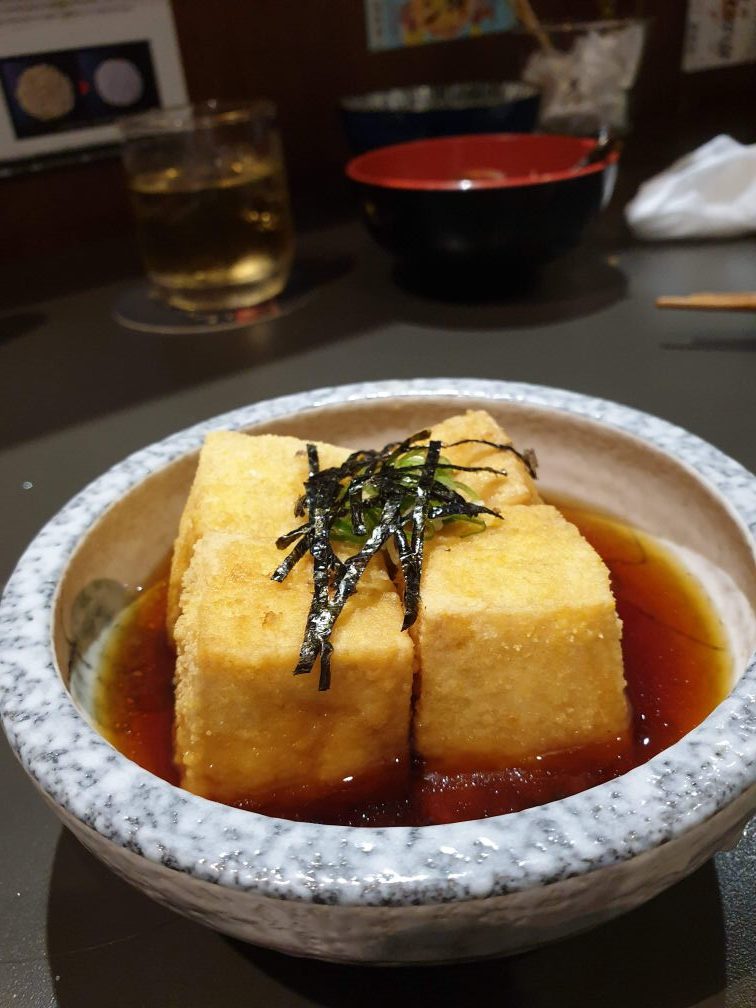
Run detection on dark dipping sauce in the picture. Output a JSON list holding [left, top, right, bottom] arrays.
[[95, 502, 730, 826]]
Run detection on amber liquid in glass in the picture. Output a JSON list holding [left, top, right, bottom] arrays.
[[128, 154, 294, 312]]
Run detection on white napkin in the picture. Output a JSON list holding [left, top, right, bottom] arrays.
[[625, 135, 756, 240]]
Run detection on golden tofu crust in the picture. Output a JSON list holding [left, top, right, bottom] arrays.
[[429, 410, 541, 516], [174, 532, 414, 804], [169, 418, 627, 808], [414, 505, 628, 769], [167, 431, 347, 636]]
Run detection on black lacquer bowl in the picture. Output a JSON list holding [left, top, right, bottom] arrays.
[[346, 133, 618, 292]]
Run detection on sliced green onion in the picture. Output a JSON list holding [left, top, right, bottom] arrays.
[[442, 514, 487, 536]]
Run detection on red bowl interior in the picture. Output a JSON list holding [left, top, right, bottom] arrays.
[[345, 133, 618, 191]]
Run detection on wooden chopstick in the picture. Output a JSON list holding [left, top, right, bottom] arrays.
[[656, 293, 756, 312], [514, 0, 554, 52]]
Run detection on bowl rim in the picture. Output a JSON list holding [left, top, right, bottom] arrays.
[[340, 80, 540, 114], [1, 378, 755, 908], [345, 134, 619, 191]]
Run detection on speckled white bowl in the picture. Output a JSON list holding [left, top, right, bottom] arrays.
[[1, 379, 755, 964]]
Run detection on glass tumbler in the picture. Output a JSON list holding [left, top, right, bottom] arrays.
[[119, 100, 295, 312], [521, 18, 648, 137]]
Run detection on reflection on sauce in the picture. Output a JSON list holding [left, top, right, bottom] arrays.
[[96, 565, 178, 788], [95, 504, 730, 826]]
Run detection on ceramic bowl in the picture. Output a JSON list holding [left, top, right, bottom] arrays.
[[340, 81, 540, 154], [1, 379, 755, 965]]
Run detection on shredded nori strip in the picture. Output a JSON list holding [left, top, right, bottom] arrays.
[[271, 431, 536, 689], [402, 439, 440, 630]]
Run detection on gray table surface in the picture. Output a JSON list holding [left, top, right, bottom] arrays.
[[1, 221, 755, 1006]]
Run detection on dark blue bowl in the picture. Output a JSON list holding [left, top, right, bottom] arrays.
[[341, 81, 540, 155]]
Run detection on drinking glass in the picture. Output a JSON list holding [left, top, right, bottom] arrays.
[[119, 100, 294, 312], [522, 18, 648, 137]]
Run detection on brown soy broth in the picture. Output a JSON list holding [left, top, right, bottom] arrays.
[[96, 577, 178, 787], [96, 505, 731, 826], [557, 501, 730, 753]]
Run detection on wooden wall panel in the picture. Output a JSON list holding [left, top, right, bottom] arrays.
[[1, 0, 754, 264]]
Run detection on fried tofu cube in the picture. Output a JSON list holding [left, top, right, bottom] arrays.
[[429, 410, 541, 515], [414, 505, 628, 770], [167, 431, 347, 634], [174, 532, 414, 806]]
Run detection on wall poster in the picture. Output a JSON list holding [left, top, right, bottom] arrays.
[[365, 0, 515, 52], [683, 0, 756, 71], [0, 0, 186, 169]]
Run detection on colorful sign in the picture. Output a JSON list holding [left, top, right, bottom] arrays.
[[0, 0, 186, 166], [365, 0, 515, 51]]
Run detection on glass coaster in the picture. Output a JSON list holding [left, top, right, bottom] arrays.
[[113, 270, 311, 335]]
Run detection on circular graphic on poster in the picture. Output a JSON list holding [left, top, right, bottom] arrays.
[[94, 57, 145, 107], [16, 63, 75, 121]]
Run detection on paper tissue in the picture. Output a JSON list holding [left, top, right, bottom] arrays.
[[626, 135, 756, 240]]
